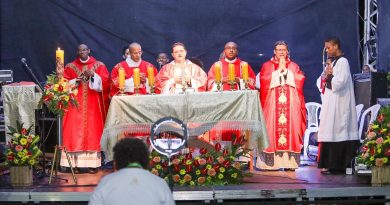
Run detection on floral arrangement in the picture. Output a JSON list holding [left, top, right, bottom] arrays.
[[5, 121, 42, 166], [357, 105, 390, 167], [41, 73, 78, 116], [149, 135, 252, 186]]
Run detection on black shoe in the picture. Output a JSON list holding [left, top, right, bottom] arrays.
[[88, 168, 98, 174]]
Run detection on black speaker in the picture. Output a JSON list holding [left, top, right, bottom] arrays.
[[354, 72, 388, 108]]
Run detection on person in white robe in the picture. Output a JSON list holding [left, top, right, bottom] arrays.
[[316, 37, 360, 175]]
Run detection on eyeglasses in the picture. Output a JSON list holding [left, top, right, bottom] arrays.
[[224, 47, 237, 51]]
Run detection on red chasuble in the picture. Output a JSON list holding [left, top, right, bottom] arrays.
[[207, 58, 256, 141], [110, 60, 158, 97], [259, 57, 306, 153], [62, 57, 110, 152], [207, 58, 256, 91]]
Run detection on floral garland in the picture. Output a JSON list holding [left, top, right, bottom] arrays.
[[149, 135, 252, 186], [5, 121, 42, 166], [41, 74, 78, 116], [357, 105, 390, 167]]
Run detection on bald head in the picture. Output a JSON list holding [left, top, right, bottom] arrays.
[[129, 42, 142, 62]]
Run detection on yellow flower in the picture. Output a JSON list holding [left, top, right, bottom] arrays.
[[206, 164, 212, 169], [20, 138, 27, 145], [372, 124, 379, 129], [53, 84, 59, 91], [195, 170, 201, 175], [155, 164, 162, 170], [180, 169, 186, 175], [64, 96, 69, 102], [219, 167, 226, 173], [377, 148, 382, 154], [218, 173, 224, 179], [17, 151, 25, 158], [186, 160, 192, 165], [13, 159, 19, 164], [370, 156, 375, 161], [383, 158, 388, 164], [231, 173, 238, 178]]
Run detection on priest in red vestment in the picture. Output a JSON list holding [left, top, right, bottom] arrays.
[[61, 44, 110, 174], [110, 42, 158, 97], [256, 41, 306, 170], [208, 42, 256, 91], [207, 41, 256, 141], [156, 42, 207, 94]]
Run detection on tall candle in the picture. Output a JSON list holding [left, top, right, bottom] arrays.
[[147, 66, 155, 86], [118, 67, 125, 89], [228, 63, 235, 82], [56, 47, 64, 65], [242, 62, 249, 81], [133, 68, 140, 87], [214, 62, 222, 83]]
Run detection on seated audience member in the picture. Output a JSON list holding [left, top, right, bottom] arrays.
[[89, 138, 175, 205]]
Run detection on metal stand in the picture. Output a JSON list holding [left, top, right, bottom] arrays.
[[49, 115, 77, 184]]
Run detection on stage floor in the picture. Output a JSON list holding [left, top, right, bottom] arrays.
[[0, 159, 389, 204]]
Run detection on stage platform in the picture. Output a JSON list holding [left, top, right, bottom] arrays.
[[1, 159, 390, 205]]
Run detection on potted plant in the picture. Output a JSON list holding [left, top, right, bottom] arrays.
[[5, 121, 42, 187], [357, 105, 390, 185]]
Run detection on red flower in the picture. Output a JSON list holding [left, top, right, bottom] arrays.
[[201, 168, 208, 175], [21, 128, 27, 135], [185, 153, 192, 160], [385, 148, 390, 157], [173, 164, 180, 172], [213, 164, 220, 171], [214, 143, 222, 152], [377, 114, 384, 123], [206, 156, 213, 164], [193, 159, 200, 167], [223, 160, 231, 168], [43, 95, 52, 102], [370, 148, 375, 156], [57, 101, 64, 109], [222, 149, 229, 157], [362, 146, 368, 152], [232, 137, 239, 145], [199, 148, 208, 155], [45, 84, 52, 89], [58, 85, 64, 92], [185, 165, 192, 173]]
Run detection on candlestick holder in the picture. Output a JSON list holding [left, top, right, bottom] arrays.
[[134, 86, 140, 95], [118, 87, 126, 96], [244, 80, 249, 90], [229, 80, 235, 91], [150, 85, 155, 95], [216, 81, 222, 91]]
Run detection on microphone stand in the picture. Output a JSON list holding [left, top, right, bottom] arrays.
[[21, 59, 44, 92]]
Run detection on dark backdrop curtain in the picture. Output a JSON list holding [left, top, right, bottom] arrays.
[[1, 0, 359, 102]]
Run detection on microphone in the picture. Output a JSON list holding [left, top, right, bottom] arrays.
[[21, 58, 28, 67], [20, 57, 44, 92]]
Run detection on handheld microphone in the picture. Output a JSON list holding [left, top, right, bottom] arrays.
[[21, 58, 28, 67]]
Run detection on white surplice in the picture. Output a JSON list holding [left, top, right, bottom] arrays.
[[317, 57, 359, 142]]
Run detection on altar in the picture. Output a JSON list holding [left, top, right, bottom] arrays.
[[101, 90, 269, 162]]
